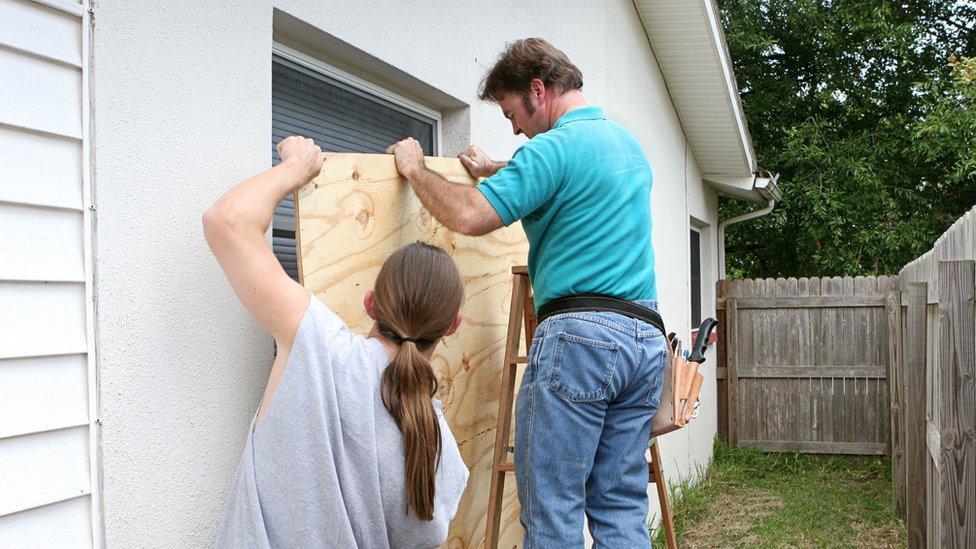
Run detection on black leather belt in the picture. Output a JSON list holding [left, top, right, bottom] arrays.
[[537, 294, 666, 336]]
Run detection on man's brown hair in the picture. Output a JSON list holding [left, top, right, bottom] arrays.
[[478, 38, 583, 102]]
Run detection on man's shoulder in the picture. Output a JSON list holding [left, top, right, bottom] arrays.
[[527, 127, 568, 148], [591, 116, 646, 157], [511, 130, 567, 166]]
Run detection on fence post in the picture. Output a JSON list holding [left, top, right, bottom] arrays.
[[716, 296, 728, 442], [886, 290, 906, 518], [726, 297, 738, 447], [936, 260, 975, 547], [904, 282, 928, 548]]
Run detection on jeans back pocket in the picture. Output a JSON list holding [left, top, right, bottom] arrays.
[[547, 332, 620, 402], [643, 345, 669, 408]]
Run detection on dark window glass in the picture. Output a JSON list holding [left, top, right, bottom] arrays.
[[690, 228, 701, 328], [271, 55, 436, 279]]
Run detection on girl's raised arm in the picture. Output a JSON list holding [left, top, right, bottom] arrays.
[[202, 136, 324, 349]]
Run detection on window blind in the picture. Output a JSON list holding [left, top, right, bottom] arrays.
[[271, 55, 436, 279]]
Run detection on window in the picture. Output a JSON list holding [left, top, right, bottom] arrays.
[[271, 51, 438, 279], [690, 227, 702, 328]]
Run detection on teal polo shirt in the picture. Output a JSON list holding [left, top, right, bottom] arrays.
[[477, 106, 657, 310]]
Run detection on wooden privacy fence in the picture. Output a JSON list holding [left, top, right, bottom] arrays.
[[714, 206, 975, 546], [716, 275, 898, 455], [889, 206, 975, 548]]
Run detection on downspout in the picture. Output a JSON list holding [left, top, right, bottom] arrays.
[[718, 198, 775, 279]]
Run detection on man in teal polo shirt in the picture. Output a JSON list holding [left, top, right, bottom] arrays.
[[387, 38, 666, 547]]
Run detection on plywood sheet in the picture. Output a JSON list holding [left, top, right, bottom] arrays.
[[296, 153, 529, 547]]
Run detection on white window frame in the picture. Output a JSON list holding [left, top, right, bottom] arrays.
[[272, 42, 442, 155]]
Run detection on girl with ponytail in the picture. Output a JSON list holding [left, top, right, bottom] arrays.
[[369, 241, 465, 522], [208, 136, 469, 548]]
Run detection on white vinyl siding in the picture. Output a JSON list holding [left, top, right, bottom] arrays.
[[0, 498, 92, 548], [0, 0, 96, 546], [0, 47, 83, 138], [0, 204, 85, 281], [0, 126, 84, 209], [0, 0, 83, 67], [0, 427, 91, 516], [0, 355, 89, 439], [0, 282, 88, 359]]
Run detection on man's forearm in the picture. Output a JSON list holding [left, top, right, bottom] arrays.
[[407, 167, 481, 233]]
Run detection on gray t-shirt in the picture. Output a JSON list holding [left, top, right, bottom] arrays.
[[215, 298, 469, 548]]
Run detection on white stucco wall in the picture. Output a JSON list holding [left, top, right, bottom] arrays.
[[92, 0, 722, 544], [665, 145, 722, 489]]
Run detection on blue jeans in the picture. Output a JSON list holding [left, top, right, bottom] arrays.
[[514, 301, 667, 548]]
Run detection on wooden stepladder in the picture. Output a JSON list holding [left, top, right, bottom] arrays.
[[484, 266, 678, 548], [484, 266, 536, 547]]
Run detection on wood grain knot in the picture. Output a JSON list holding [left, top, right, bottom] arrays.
[[419, 207, 436, 230], [438, 377, 453, 397], [340, 190, 376, 239]]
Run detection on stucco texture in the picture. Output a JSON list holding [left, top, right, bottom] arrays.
[[93, 0, 720, 545]]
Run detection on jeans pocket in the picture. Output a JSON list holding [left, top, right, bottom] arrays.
[[643, 345, 669, 408], [547, 332, 620, 403]]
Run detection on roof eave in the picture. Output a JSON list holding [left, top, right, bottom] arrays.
[[633, 0, 760, 190], [700, 0, 756, 174]]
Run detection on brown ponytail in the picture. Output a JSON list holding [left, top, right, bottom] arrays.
[[372, 242, 464, 521]]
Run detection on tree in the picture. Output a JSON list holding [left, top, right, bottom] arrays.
[[718, 0, 976, 278], [914, 55, 976, 193]]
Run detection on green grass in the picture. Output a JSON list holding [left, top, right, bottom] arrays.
[[652, 440, 906, 547]]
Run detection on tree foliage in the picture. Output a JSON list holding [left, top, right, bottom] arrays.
[[718, 0, 976, 278]]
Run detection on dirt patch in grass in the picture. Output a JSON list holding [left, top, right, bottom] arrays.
[[680, 489, 786, 547], [654, 441, 906, 548], [849, 521, 906, 548]]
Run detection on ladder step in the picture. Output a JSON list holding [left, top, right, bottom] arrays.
[[495, 461, 515, 472], [509, 356, 528, 364]]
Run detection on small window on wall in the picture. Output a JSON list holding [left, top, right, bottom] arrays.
[[271, 51, 438, 280], [690, 228, 702, 328]]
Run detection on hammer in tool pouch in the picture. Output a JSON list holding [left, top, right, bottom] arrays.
[[651, 317, 719, 436]]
